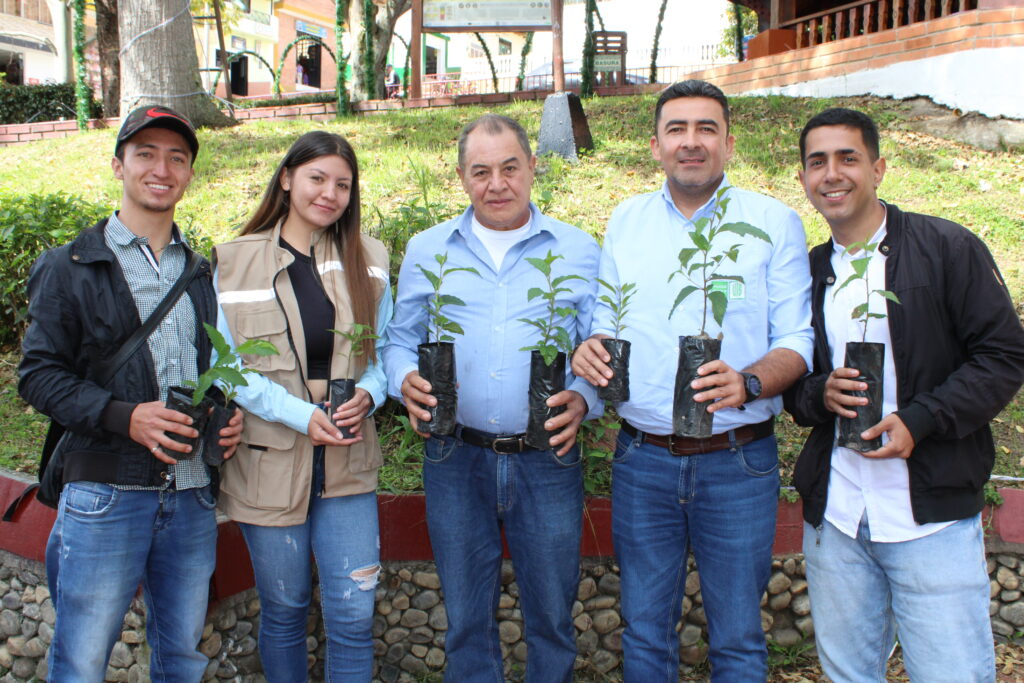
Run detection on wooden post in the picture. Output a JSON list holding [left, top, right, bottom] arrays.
[[552, 0, 565, 92], [213, 0, 234, 105], [864, 2, 874, 33], [823, 13, 832, 42], [411, 0, 422, 99]]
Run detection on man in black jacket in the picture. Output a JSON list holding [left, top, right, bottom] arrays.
[[19, 105, 243, 680], [786, 107, 1024, 682]]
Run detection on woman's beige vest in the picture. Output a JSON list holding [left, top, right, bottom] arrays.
[[213, 222, 389, 526]]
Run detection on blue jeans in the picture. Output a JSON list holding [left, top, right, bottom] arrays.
[[239, 448, 379, 682], [612, 431, 779, 682], [45, 482, 218, 682], [423, 434, 583, 683], [804, 515, 994, 683]]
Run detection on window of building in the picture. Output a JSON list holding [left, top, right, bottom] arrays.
[[498, 38, 512, 56]]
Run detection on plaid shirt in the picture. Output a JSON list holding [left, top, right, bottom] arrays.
[[105, 213, 208, 490]]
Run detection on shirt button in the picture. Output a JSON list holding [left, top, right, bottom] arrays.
[[160, 471, 170, 480], [489, 419, 497, 425], [494, 326, 502, 332], [490, 372, 497, 379], [826, 276, 835, 284]]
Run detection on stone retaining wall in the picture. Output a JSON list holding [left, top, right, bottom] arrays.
[[2, 548, 1022, 682]]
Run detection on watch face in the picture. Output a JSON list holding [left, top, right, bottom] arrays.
[[744, 373, 762, 401]]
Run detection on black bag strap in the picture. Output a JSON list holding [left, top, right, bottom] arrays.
[[2, 250, 204, 522]]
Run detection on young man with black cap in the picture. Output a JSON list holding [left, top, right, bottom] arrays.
[[19, 105, 243, 680], [787, 107, 1024, 682]]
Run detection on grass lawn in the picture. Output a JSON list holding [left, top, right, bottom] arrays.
[[1, 93, 1021, 494]]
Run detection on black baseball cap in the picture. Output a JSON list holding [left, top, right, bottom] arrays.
[[115, 105, 200, 163]]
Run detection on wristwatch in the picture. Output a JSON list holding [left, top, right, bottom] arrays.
[[740, 372, 762, 403]]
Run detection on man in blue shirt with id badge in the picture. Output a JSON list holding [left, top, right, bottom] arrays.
[[573, 80, 814, 681]]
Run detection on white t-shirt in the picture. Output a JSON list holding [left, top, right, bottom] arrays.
[[471, 215, 531, 271]]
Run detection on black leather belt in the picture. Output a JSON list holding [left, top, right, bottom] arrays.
[[621, 418, 774, 456], [453, 424, 529, 455]]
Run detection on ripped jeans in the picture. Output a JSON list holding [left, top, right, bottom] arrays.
[[239, 447, 379, 682]]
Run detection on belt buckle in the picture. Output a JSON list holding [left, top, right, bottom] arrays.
[[491, 436, 522, 455]]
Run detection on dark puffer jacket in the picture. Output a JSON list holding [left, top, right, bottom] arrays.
[[784, 202, 1024, 527], [19, 218, 217, 488]]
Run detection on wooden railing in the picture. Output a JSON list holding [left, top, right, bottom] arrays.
[[781, 0, 978, 49]]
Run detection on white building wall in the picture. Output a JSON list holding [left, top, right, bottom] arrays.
[[742, 47, 1024, 120]]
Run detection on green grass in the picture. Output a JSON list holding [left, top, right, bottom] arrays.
[[1, 94, 1022, 493]]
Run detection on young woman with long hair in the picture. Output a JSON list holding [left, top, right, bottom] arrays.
[[212, 131, 391, 681]]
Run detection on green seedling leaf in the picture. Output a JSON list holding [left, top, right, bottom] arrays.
[[552, 274, 585, 287], [875, 290, 901, 304], [709, 289, 728, 328], [677, 248, 698, 270], [540, 345, 558, 366], [669, 285, 699, 319], [722, 221, 773, 244], [690, 231, 711, 252], [237, 339, 279, 356], [208, 366, 248, 388], [524, 256, 552, 276], [436, 294, 466, 307], [203, 323, 232, 358], [527, 287, 545, 301], [417, 266, 441, 289]]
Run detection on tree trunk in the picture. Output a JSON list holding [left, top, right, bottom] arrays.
[[95, 0, 120, 117], [119, 0, 233, 127], [350, 0, 410, 101]]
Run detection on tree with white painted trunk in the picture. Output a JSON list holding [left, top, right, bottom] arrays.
[[118, 0, 233, 127]]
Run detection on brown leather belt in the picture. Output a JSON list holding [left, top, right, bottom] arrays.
[[621, 418, 774, 456]]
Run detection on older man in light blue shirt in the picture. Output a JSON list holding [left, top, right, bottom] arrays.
[[573, 80, 813, 681], [384, 113, 599, 683]]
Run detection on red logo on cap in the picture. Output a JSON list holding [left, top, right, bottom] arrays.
[[146, 108, 188, 126]]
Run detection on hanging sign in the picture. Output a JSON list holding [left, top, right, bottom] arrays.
[[422, 0, 553, 31]]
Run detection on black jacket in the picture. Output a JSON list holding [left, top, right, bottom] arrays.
[[19, 218, 217, 488], [784, 202, 1024, 526]]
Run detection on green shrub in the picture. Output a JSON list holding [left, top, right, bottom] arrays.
[[0, 191, 108, 346], [0, 82, 102, 125]]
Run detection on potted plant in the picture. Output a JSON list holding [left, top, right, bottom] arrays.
[[668, 187, 772, 438], [327, 323, 380, 439], [832, 239, 900, 452], [596, 279, 636, 403], [519, 251, 584, 450], [169, 322, 279, 466], [416, 252, 479, 435]]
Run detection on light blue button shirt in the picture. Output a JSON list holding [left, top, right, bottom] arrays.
[[384, 204, 601, 434], [211, 272, 393, 434], [591, 176, 813, 435]]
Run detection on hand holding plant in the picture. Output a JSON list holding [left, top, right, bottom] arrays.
[[519, 250, 584, 449], [831, 239, 901, 452], [327, 323, 381, 439], [667, 187, 771, 438]]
